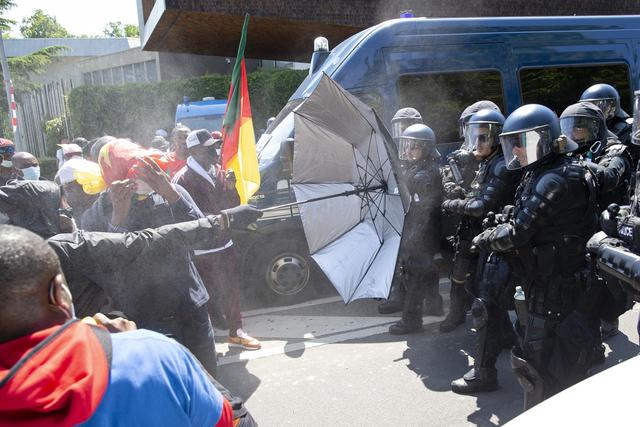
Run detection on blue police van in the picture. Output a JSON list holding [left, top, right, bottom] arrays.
[[237, 15, 640, 303], [175, 97, 227, 131]]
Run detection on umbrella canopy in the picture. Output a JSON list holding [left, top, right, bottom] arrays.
[[291, 73, 408, 303]]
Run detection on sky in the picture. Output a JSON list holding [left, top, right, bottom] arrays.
[[3, 0, 139, 37]]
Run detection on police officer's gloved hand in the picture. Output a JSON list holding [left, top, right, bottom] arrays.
[[443, 181, 465, 199], [449, 149, 476, 167], [220, 205, 263, 230], [471, 227, 496, 252]]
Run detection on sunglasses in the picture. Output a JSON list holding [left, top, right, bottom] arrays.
[[0, 146, 15, 156]]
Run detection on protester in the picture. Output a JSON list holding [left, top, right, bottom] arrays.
[[173, 129, 261, 350], [0, 138, 15, 186], [11, 152, 41, 180], [56, 142, 83, 170], [54, 157, 105, 220], [81, 139, 219, 373], [0, 178, 263, 378], [0, 224, 248, 427], [164, 124, 190, 178], [88, 135, 116, 162]]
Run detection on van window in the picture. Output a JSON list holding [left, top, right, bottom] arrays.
[[520, 64, 631, 116], [398, 71, 504, 144]]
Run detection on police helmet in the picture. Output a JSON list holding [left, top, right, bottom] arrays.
[[559, 102, 609, 150], [391, 107, 423, 139], [500, 104, 577, 170], [461, 109, 505, 154], [580, 83, 621, 121], [399, 124, 439, 162], [458, 100, 501, 138]]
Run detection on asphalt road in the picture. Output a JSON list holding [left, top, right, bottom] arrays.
[[217, 283, 640, 427]]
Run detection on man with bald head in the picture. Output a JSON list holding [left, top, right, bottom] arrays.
[[0, 225, 238, 427], [11, 151, 41, 180]]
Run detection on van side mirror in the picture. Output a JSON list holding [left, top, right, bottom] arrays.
[[279, 138, 294, 179]]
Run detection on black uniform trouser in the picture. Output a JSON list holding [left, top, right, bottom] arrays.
[[402, 253, 439, 325], [517, 274, 600, 402], [473, 253, 515, 369]]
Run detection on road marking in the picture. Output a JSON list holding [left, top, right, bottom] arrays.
[[242, 296, 344, 318]]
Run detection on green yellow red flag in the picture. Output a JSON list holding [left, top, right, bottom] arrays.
[[221, 13, 260, 204]]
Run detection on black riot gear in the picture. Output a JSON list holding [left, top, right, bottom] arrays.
[[391, 107, 423, 141], [472, 105, 599, 407], [440, 112, 520, 338], [500, 104, 578, 171], [562, 102, 633, 209], [580, 83, 633, 144], [388, 127, 444, 335], [633, 90, 640, 146]]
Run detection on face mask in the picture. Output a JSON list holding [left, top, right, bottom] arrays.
[[1, 159, 12, 168], [134, 179, 154, 196], [21, 166, 40, 180], [215, 148, 221, 157]]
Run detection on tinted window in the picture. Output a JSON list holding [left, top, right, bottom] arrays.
[[398, 71, 504, 144], [520, 64, 631, 116]]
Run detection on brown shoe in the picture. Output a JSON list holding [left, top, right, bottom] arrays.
[[228, 329, 261, 350]]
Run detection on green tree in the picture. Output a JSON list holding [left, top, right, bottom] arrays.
[[103, 21, 123, 37], [20, 9, 72, 38], [124, 23, 139, 38], [0, 0, 16, 31]]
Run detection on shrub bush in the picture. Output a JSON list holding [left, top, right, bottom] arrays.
[[43, 116, 67, 157], [38, 157, 57, 180], [68, 68, 308, 143]]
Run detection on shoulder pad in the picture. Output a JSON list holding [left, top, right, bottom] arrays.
[[534, 171, 569, 201]]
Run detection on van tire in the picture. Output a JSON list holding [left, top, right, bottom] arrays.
[[247, 237, 316, 305]]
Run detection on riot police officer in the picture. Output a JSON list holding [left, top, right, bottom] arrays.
[[439, 105, 511, 333], [560, 101, 634, 340], [379, 107, 425, 315], [473, 104, 599, 409], [444, 100, 503, 196], [441, 109, 522, 392], [560, 101, 633, 209], [580, 83, 633, 145], [388, 124, 444, 334]]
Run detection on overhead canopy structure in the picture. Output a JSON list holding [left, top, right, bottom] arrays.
[[291, 74, 408, 303]]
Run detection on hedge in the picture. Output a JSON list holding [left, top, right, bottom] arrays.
[[68, 68, 308, 143]]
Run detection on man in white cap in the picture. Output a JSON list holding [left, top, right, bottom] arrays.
[[56, 142, 84, 170], [173, 129, 261, 350]]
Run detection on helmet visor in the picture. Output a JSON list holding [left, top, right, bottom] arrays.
[[462, 123, 501, 152], [392, 119, 419, 140], [633, 91, 640, 146], [500, 125, 552, 170], [399, 137, 426, 161], [559, 116, 600, 146], [583, 97, 616, 120]]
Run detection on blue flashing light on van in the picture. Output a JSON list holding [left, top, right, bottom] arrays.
[[238, 15, 640, 304], [175, 97, 227, 132]]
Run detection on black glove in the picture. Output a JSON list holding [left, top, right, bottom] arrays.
[[220, 205, 263, 230], [448, 149, 476, 166], [472, 227, 496, 252], [443, 181, 466, 199]]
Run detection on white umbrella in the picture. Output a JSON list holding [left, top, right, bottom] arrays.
[[287, 73, 408, 303]]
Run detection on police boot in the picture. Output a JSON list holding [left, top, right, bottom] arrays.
[[439, 283, 469, 333], [389, 319, 423, 335], [451, 367, 498, 394], [378, 283, 406, 315]]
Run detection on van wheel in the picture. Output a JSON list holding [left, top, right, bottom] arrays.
[[250, 238, 313, 304]]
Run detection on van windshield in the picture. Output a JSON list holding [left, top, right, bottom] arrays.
[[179, 115, 224, 132]]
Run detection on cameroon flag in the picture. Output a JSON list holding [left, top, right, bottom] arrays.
[[221, 14, 260, 204]]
